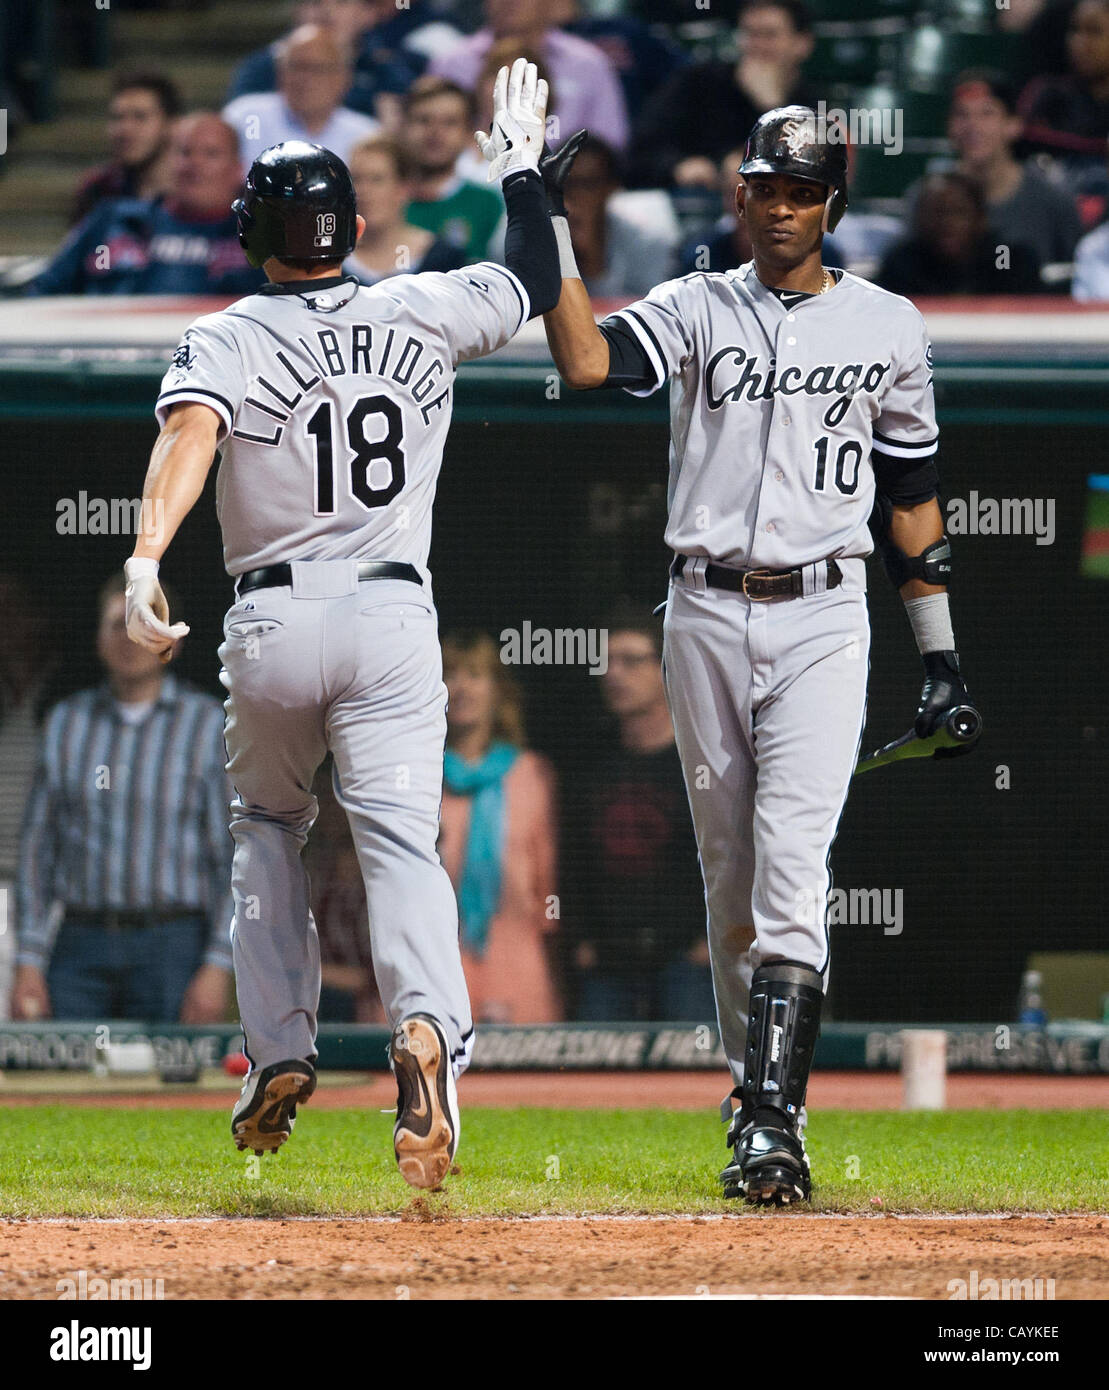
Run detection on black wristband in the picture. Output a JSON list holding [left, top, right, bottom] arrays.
[[502, 169, 561, 319]]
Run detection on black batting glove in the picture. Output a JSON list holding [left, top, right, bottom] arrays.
[[915, 649, 979, 758], [539, 130, 588, 217]]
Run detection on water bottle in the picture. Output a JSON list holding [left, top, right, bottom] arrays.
[[1017, 970, 1047, 1027]]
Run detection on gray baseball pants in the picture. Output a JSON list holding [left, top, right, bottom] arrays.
[[661, 557, 870, 1087], [218, 560, 473, 1076]]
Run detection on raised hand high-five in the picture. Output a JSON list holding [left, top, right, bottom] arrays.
[[475, 57, 549, 184]]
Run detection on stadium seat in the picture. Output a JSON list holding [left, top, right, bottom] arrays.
[[854, 83, 950, 143], [850, 141, 934, 201], [896, 88, 951, 140], [925, 0, 997, 24], [848, 82, 950, 203], [805, 0, 916, 19], [807, 30, 902, 87], [900, 25, 1021, 93]]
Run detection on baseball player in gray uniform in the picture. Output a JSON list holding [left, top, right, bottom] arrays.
[[541, 108, 980, 1204], [123, 62, 558, 1189]]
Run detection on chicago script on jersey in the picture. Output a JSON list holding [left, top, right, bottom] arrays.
[[704, 346, 891, 422]]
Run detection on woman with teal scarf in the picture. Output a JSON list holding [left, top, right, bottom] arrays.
[[438, 632, 562, 1023]]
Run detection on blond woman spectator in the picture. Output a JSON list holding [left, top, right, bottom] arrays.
[[438, 632, 560, 1024], [344, 135, 467, 283]]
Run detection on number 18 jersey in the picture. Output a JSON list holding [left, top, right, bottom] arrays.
[[156, 265, 530, 578]]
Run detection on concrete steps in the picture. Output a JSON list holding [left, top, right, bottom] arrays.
[[114, 2, 288, 60], [0, 0, 285, 257]]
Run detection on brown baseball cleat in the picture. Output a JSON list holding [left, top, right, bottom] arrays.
[[390, 1014, 460, 1190]]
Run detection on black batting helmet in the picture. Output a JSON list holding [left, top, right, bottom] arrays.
[[232, 141, 358, 269], [738, 105, 848, 233]]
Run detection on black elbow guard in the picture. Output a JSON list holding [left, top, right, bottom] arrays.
[[869, 493, 952, 587], [879, 535, 952, 588]]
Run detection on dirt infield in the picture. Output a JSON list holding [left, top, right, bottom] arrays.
[[1, 1069, 1106, 1110], [1, 1214, 1103, 1300]]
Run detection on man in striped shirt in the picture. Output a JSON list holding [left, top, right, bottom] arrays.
[[11, 575, 233, 1023]]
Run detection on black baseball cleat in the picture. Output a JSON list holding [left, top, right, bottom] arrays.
[[721, 1109, 812, 1206], [390, 1014, 459, 1190], [231, 1058, 317, 1156]]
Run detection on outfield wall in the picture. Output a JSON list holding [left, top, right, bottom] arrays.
[[1, 1021, 1107, 1074]]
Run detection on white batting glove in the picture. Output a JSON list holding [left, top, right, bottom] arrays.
[[475, 57, 549, 184], [124, 556, 189, 662]]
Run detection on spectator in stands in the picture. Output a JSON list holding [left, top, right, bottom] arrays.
[[71, 71, 182, 226], [403, 77, 504, 261], [628, 0, 818, 190], [676, 145, 754, 275], [566, 609, 713, 1023], [544, 0, 687, 123], [563, 137, 677, 296], [0, 577, 57, 1022], [877, 171, 1044, 297], [304, 758, 385, 1023], [945, 71, 1081, 275], [1072, 217, 1109, 295], [438, 632, 561, 1024], [27, 114, 263, 297], [223, 24, 379, 167], [345, 135, 468, 283], [225, 0, 452, 130], [1000, 0, 1078, 85], [1073, 136, 1109, 295], [1019, 0, 1109, 172], [429, 0, 630, 152], [11, 575, 233, 1024]]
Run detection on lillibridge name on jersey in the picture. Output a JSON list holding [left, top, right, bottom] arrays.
[[705, 346, 892, 425], [170, 321, 452, 447]]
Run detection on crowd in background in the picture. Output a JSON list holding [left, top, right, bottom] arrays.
[[0, 579, 711, 1027], [10, 0, 1109, 298]]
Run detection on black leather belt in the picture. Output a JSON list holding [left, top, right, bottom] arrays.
[[671, 555, 842, 600], [236, 560, 422, 596]]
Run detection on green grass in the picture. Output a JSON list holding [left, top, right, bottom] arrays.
[[1, 1107, 1105, 1218]]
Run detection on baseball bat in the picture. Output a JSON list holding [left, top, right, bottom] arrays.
[[853, 705, 982, 777]]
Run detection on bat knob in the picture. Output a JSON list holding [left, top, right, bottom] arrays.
[[944, 705, 982, 743]]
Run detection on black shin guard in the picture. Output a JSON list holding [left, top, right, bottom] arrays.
[[740, 961, 824, 1127]]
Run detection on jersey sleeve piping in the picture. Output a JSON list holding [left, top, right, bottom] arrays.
[[609, 308, 666, 396], [871, 427, 938, 459], [155, 387, 235, 435], [480, 262, 530, 334]]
